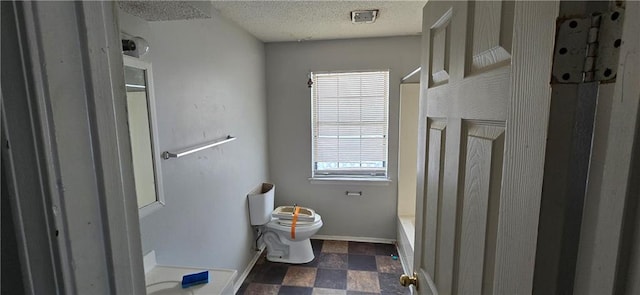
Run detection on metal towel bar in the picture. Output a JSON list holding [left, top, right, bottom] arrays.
[[161, 135, 236, 160]]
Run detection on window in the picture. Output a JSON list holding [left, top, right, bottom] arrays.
[[311, 70, 389, 179]]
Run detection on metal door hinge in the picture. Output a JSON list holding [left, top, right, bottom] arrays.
[[552, 8, 624, 84]]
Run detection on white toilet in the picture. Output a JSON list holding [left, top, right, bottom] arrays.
[[248, 183, 323, 264]]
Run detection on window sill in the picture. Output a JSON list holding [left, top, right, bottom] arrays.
[[308, 177, 392, 186]]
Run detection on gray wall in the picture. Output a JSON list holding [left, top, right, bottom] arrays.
[[118, 11, 269, 273], [265, 37, 421, 239]]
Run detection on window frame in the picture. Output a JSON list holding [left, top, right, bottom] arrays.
[[310, 70, 390, 181]]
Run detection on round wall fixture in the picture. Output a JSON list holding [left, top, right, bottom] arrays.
[[122, 36, 150, 58]]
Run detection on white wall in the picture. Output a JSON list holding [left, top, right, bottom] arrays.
[[265, 37, 421, 239], [118, 11, 269, 273]]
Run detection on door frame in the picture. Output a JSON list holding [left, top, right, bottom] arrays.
[[2, 1, 144, 293], [573, 1, 640, 294]]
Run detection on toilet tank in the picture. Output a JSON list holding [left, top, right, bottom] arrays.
[[247, 183, 275, 225]]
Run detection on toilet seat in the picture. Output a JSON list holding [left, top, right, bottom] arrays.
[[265, 214, 322, 232], [273, 206, 316, 222]]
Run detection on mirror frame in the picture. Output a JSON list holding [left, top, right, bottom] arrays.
[[123, 55, 165, 218]]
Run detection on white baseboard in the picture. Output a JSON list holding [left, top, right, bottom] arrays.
[[233, 245, 265, 294], [313, 235, 396, 244]]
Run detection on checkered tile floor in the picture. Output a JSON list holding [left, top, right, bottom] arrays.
[[237, 239, 410, 295]]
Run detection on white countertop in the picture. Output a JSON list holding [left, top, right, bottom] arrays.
[[145, 265, 236, 295]]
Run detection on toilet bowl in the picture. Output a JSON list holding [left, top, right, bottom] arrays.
[[262, 212, 323, 263], [247, 183, 323, 264]]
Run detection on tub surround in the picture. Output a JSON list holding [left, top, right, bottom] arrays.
[[396, 216, 415, 275]]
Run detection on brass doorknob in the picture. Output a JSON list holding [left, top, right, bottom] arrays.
[[399, 272, 419, 289]]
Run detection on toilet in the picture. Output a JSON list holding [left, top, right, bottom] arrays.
[[248, 183, 323, 264]]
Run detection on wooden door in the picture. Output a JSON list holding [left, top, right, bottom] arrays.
[[410, 1, 559, 294]]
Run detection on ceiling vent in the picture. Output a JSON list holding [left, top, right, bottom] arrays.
[[351, 10, 379, 24]]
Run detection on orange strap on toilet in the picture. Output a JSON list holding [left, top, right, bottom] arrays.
[[291, 206, 301, 240]]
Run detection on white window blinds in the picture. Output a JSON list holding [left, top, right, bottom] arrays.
[[311, 71, 389, 178]]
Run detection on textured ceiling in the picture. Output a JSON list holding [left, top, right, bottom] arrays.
[[210, 1, 427, 42], [118, 1, 212, 21]]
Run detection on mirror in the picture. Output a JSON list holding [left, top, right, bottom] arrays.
[[123, 55, 164, 217]]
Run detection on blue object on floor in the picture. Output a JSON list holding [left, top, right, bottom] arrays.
[[181, 271, 209, 288]]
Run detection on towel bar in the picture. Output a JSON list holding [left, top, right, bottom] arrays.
[[161, 135, 236, 160]]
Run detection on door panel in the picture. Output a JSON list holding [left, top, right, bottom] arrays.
[[466, 0, 513, 73], [429, 9, 452, 85], [413, 1, 559, 294], [423, 120, 446, 277], [457, 122, 504, 295]]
